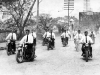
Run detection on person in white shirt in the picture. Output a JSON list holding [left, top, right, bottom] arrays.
[[20, 29, 34, 44], [74, 30, 83, 51], [80, 31, 93, 57], [47, 30, 55, 47], [73, 30, 77, 38], [6, 30, 17, 41], [19, 29, 36, 57], [66, 29, 71, 39], [61, 30, 65, 43], [43, 29, 50, 38], [30, 29, 37, 46], [89, 31, 96, 44], [5, 29, 17, 52], [42, 29, 50, 44], [61, 30, 70, 45]]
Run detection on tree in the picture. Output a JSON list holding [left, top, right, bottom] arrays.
[[38, 14, 53, 30], [0, 0, 36, 39]]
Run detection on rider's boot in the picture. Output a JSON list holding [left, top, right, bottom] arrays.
[[90, 47, 92, 57], [90, 52, 92, 58], [81, 51, 85, 56], [34, 55, 37, 58]]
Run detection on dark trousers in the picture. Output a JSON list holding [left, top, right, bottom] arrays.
[[66, 37, 68, 44], [50, 38, 55, 47], [8, 40, 16, 51], [61, 38, 63, 42], [81, 44, 92, 54], [43, 38, 48, 43], [33, 38, 36, 46], [61, 37, 68, 44], [25, 43, 35, 55]]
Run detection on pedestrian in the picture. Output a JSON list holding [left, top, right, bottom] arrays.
[[74, 30, 83, 51], [89, 31, 96, 44], [66, 29, 71, 40]]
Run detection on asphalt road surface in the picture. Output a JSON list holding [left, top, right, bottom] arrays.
[[0, 35, 100, 75]]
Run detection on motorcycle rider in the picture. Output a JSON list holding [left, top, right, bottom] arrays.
[[61, 29, 70, 45], [80, 31, 93, 57], [43, 29, 50, 43], [74, 30, 83, 51], [30, 29, 37, 46], [5, 29, 17, 53], [19, 29, 36, 58], [47, 29, 55, 48]]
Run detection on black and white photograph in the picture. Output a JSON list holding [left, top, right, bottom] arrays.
[[0, 0, 100, 75]]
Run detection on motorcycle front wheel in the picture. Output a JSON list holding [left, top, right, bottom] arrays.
[[16, 50, 23, 63], [7, 47, 10, 56], [86, 50, 88, 62]]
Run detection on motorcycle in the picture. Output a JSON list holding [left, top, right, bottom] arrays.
[[62, 37, 68, 47], [82, 43, 92, 62], [16, 43, 35, 63], [7, 40, 16, 56], [47, 37, 54, 50], [42, 37, 48, 46]]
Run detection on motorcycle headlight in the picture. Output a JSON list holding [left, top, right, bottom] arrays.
[[11, 42, 14, 44], [7, 40, 10, 43], [85, 43, 88, 46], [48, 38, 50, 40], [18, 47, 21, 50], [24, 45, 27, 47]]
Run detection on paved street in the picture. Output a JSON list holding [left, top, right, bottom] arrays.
[[0, 35, 100, 75]]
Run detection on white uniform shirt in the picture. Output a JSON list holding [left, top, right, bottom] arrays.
[[20, 34, 34, 44], [6, 33, 17, 40], [89, 33, 96, 38], [73, 31, 77, 36], [61, 32, 70, 38], [43, 32, 50, 38], [74, 33, 83, 40], [30, 32, 36, 38], [67, 31, 71, 35], [80, 35, 93, 43], [47, 32, 55, 39]]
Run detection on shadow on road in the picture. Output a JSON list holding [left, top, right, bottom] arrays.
[[80, 57, 93, 62]]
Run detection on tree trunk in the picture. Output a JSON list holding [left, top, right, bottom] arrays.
[[17, 27, 24, 40]]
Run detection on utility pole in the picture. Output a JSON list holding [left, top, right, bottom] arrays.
[[68, 0, 69, 28], [84, 0, 90, 12], [64, 0, 74, 29], [37, 0, 39, 29]]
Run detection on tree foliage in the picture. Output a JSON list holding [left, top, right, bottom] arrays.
[[0, 0, 36, 39], [38, 14, 53, 30]]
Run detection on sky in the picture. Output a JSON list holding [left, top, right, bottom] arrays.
[[1, 0, 100, 21], [32, 0, 100, 19]]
